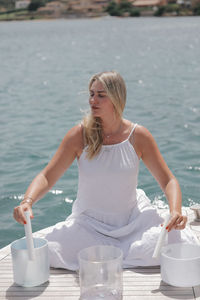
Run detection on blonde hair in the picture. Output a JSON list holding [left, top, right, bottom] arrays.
[[82, 71, 127, 159]]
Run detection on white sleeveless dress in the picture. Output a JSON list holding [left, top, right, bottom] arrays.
[[45, 124, 198, 270]]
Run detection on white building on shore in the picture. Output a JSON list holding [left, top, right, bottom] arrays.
[[15, 0, 31, 9]]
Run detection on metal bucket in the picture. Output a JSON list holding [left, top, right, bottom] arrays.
[[161, 243, 200, 287]]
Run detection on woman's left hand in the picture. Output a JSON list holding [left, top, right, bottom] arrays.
[[166, 211, 187, 232]]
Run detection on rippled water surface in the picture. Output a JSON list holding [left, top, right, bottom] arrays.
[[0, 17, 200, 248]]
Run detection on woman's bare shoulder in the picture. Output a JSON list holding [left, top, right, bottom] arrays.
[[124, 120, 149, 137], [61, 124, 84, 152], [64, 123, 83, 138], [135, 124, 152, 139], [133, 125, 156, 158]]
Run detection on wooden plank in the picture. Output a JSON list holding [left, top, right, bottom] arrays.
[[0, 298, 79, 300], [0, 290, 194, 297], [131, 296, 195, 299], [0, 296, 194, 300], [1, 285, 193, 292], [0, 245, 10, 261], [0, 297, 192, 300]]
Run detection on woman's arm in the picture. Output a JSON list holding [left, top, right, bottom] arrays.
[[13, 124, 84, 225], [133, 125, 187, 232]]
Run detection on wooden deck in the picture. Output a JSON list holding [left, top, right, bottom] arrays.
[[1, 208, 200, 299]]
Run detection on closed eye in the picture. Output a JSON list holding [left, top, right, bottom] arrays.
[[89, 93, 105, 98]]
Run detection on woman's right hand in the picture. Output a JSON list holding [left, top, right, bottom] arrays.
[[13, 202, 34, 225]]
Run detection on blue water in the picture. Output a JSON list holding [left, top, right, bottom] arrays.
[[0, 17, 200, 248]]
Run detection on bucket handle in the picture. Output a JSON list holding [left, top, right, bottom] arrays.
[[24, 211, 35, 260], [152, 214, 170, 259]]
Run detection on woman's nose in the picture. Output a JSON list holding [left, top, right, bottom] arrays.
[[90, 94, 98, 104]]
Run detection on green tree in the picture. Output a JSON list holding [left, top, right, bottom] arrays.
[[105, 1, 121, 15], [193, 2, 200, 14], [28, 0, 45, 11], [130, 8, 141, 16], [105, 1, 116, 12], [0, 0, 15, 9], [154, 5, 166, 15], [105, 0, 134, 16], [118, 0, 133, 12]]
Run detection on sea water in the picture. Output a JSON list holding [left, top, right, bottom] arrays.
[[0, 16, 200, 248]]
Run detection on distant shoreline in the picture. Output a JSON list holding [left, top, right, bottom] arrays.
[[0, 9, 106, 21], [0, 9, 198, 22]]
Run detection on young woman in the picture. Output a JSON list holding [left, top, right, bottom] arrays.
[[13, 71, 197, 270]]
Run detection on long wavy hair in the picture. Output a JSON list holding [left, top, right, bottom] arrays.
[[82, 71, 127, 159]]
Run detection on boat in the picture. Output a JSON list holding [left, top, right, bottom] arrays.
[[1, 207, 200, 299]]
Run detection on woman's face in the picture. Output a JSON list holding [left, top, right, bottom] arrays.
[[89, 80, 115, 118]]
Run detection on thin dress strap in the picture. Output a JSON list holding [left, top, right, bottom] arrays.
[[127, 123, 137, 140]]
